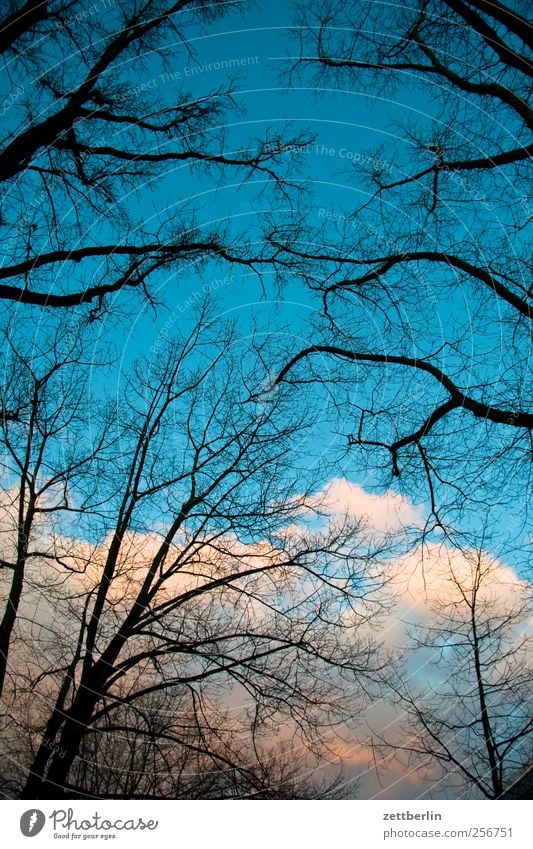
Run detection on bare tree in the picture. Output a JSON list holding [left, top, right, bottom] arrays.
[[63, 690, 348, 799], [270, 0, 532, 531], [0, 0, 307, 312], [0, 319, 111, 695], [2, 315, 390, 799], [371, 546, 533, 798]]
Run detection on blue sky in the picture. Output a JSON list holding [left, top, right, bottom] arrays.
[[0, 0, 531, 802], [2, 0, 528, 570]]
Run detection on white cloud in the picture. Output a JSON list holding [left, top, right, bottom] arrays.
[[391, 542, 530, 617], [309, 477, 422, 534]]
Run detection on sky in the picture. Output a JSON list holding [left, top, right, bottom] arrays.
[[65, 0, 529, 573], [0, 0, 531, 801]]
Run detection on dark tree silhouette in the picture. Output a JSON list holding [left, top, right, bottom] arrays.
[[4, 317, 390, 799], [371, 546, 533, 798], [2, 0, 531, 803], [270, 0, 532, 529], [0, 319, 111, 695], [0, 0, 306, 311]]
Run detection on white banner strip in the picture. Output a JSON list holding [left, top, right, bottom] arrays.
[[4, 800, 530, 849]]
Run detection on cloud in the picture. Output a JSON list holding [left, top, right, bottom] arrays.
[[334, 542, 533, 798], [323, 732, 431, 799], [391, 542, 530, 616], [6, 475, 529, 800], [309, 477, 422, 534]]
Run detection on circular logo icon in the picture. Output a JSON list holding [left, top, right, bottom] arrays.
[[20, 810, 46, 837]]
